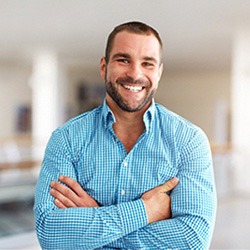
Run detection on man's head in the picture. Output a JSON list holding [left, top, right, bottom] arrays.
[[105, 21, 163, 64], [100, 21, 163, 113]]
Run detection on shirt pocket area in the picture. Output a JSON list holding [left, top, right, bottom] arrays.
[[156, 161, 179, 195]]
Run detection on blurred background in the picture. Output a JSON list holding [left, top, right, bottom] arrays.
[[0, 0, 250, 249]]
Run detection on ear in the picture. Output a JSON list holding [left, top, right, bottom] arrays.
[[100, 57, 106, 80], [158, 63, 163, 79], [155, 63, 163, 90]]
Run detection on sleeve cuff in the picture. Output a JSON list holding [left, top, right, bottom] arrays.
[[117, 199, 148, 235]]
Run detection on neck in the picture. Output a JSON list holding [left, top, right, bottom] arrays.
[[106, 95, 150, 152], [106, 95, 149, 129]]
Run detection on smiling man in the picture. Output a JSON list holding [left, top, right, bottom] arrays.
[[34, 21, 217, 249], [102, 29, 162, 113]]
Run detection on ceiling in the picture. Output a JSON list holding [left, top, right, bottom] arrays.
[[1, 0, 250, 71]]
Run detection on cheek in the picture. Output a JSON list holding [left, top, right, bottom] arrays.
[[148, 75, 160, 89], [106, 67, 122, 83]]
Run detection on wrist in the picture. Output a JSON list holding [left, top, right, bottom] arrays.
[[141, 198, 154, 224]]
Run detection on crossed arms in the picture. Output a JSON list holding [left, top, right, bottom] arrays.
[[50, 176, 179, 224], [34, 128, 217, 249]]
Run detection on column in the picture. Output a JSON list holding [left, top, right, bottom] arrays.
[[30, 51, 67, 160], [231, 32, 250, 194]]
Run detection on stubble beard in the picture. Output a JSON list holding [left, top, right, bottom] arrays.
[[105, 76, 156, 112]]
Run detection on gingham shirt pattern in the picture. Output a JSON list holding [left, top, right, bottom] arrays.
[[34, 99, 217, 250]]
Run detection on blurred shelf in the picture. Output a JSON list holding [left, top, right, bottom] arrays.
[[0, 182, 36, 204], [210, 142, 232, 154], [0, 160, 40, 170], [0, 166, 38, 204]]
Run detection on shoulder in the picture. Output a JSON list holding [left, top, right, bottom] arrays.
[[50, 106, 103, 146], [63, 105, 102, 130], [154, 103, 208, 144], [155, 103, 197, 130], [56, 105, 102, 135]]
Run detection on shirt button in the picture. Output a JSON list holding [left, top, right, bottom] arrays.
[[121, 190, 125, 195], [123, 161, 128, 167]]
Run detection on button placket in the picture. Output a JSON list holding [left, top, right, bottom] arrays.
[[117, 158, 130, 202]]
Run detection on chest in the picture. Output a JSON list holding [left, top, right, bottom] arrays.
[[74, 132, 179, 206], [113, 124, 145, 153]]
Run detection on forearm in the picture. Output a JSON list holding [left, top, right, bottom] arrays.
[[34, 130, 149, 249], [34, 198, 147, 249], [107, 208, 215, 249], [107, 140, 217, 249]]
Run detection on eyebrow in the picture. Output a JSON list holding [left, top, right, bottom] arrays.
[[143, 56, 158, 64], [112, 53, 159, 64], [111, 53, 131, 60]]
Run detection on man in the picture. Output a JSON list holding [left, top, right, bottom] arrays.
[[34, 21, 217, 249]]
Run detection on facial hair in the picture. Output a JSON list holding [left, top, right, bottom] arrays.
[[106, 76, 156, 112]]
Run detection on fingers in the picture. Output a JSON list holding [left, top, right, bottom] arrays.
[[158, 177, 179, 193], [58, 176, 84, 197], [50, 180, 78, 208], [54, 198, 67, 209], [50, 176, 100, 208]]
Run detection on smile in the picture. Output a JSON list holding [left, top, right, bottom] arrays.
[[122, 85, 143, 92]]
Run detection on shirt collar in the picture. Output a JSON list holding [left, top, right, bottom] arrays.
[[102, 99, 116, 129], [143, 99, 155, 132], [102, 98, 155, 131]]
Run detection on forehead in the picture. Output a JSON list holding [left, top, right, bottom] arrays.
[[111, 31, 162, 60]]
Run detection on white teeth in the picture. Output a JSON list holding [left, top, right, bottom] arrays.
[[123, 85, 143, 92]]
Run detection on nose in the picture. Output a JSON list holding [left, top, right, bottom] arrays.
[[126, 63, 143, 80]]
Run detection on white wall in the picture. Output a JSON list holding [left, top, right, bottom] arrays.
[[0, 63, 31, 137], [155, 70, 231, 142], [67, 65, 103, 117]]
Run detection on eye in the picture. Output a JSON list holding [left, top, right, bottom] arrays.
[[117, 59, 129, 64], [142, 62, 155, 67]]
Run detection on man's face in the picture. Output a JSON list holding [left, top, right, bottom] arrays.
[[100, 31, 163, 113]]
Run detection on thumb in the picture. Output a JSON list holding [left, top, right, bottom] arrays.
[[159, 177, 179, 193]]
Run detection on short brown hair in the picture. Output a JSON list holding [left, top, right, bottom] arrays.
[[105, 21, 163, 63]]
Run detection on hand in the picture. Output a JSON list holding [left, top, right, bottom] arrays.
[[141, 177, 179, 224], [50, 176, 99, 208]]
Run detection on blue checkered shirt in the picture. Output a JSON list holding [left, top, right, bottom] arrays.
[[34, 99, 217, 249]]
